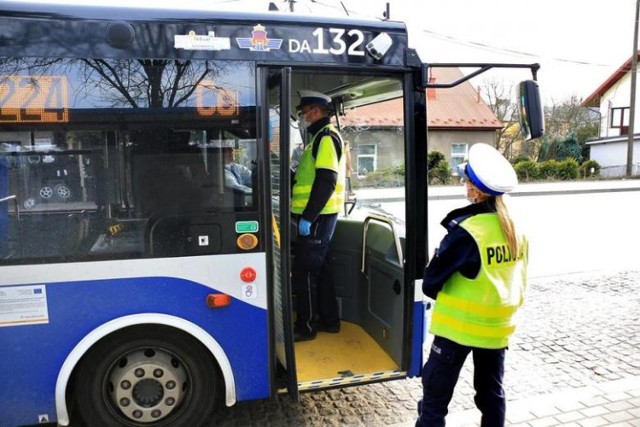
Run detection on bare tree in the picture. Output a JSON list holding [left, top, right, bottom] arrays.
[[1, 55, 230, 110], [480, 78, 524, 159], [544, 95, 598, 141], [79, 59, 218, 108], [539, 96, 599, 161]]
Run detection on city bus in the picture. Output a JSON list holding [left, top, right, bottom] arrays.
[[0, 2, 542, 426]]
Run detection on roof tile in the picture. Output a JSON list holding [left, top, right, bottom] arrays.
[[339, 68, 502, 130]]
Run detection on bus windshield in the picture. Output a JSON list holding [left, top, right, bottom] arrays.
[[0, 57, 257, 262]]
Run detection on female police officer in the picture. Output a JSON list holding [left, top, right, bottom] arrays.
[[416, 143, 528, 427]]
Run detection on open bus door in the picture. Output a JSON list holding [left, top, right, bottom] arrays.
[[260, 66, 414, 395], [260, 66, 299, 400]]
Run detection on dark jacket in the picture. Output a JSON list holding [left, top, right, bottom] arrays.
[[422, 198, 497, 299]]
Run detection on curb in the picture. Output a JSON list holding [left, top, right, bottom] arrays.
[[354, 185, 640, 203], [429, 185, 640, 201]]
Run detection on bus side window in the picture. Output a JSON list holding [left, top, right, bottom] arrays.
[[130, 131, 205, 216], [131, 153, 202, 216]]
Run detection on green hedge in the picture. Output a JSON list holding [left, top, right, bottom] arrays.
[[352, 156, 602, 188], [352, 164, 405, 188], [556, 158, 580, 181], [514, 158, 599, 182], [427, 151, 453, 185], [579, 160, 601, 178], [431, 161, 453, 185], [514, 160, 539, 181]]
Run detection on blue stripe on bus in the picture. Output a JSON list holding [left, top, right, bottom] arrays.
[[0, 277, 269, 426], [409, 300, 425, 377]]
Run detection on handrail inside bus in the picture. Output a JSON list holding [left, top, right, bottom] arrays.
[[0, 194, 19, 221], [361, 214, 403, 278]]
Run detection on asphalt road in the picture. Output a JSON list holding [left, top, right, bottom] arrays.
[[380, 182, 640, 278]]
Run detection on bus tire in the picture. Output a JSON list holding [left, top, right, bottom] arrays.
[[71, 324, 221, 427]]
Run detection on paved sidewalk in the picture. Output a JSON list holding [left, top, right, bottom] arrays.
[[394, 270, 640, 427], [446, 376, 640, 426], [207, 270, 640, 426]]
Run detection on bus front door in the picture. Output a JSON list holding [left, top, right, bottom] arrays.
[[260, 66, 299, 400]]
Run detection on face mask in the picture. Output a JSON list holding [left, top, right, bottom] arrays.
[[464, 181, 477, 204], [299, 115, 309, 131], [298, 107, 316, 131]]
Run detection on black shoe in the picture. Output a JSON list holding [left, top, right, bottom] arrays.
[[317, 322, 340, 333], [294, 329, 316, 342]]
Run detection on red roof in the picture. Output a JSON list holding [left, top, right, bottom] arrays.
[[582, 51, 640, 107], [339, 97, 404, 127], [426, 68, 502, 129], [339, 67, 502, 130]]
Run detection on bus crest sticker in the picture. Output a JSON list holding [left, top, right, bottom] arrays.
[[236, 24, 283, 52]]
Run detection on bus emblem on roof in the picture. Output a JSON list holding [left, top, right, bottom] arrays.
[[236, 24, 283, 52]]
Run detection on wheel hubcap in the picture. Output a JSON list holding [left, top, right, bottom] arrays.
[[132, 378, 164, 407], [108, 348, 188, 423]]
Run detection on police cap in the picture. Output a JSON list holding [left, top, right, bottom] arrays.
[[296, 90, 331, 110], [456, 143, 517, 195]]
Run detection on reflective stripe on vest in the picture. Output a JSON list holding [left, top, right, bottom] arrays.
[[429, 213, 528, 349], [291, 124, 345, 215]]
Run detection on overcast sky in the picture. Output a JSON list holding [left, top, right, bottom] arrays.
[[14, 0, 639, 104], [291, 0, 639, 104]]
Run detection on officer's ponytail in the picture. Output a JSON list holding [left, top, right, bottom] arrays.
[[495, 195, 521, 257]]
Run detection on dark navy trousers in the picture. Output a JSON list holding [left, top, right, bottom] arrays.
[[292, 213, 339, 335], [416, 336, 506, 427]]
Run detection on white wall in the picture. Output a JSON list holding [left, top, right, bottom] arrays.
[[590, 140, 640, 176], [599, 72, 638, 138]]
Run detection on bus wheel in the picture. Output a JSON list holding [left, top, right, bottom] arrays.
[[71, 325, 221, 427]]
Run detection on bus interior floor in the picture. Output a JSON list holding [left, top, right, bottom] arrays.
[[294, 321, 399, 382]]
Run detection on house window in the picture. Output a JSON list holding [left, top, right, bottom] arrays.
[[611, 107, 630, 135], [451, 143, 468, 173], [357, 144, 376, 176]]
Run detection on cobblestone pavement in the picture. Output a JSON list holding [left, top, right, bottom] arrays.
[[208, 270, 640, 426]]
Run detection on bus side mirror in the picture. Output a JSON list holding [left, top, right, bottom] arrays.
[[518, 80, 544, 140]]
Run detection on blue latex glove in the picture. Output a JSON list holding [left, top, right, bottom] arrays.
[[298, 218, 312, 236]]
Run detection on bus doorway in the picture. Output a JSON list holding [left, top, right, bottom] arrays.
[[262, 66, 299, 400], [262, 66, 410, 394]]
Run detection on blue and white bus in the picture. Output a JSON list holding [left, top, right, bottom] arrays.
[[0, 2, 542, 426]]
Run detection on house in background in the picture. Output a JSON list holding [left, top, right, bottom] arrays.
[[339, 67, 502, 178], [582, 51, 640, 177], [424, 68, 503, 172], [339, 97, 404, 177]]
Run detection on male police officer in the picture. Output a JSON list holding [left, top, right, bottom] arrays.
[[291, 90, 345, 342]]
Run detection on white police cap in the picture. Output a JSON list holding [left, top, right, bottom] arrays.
[[456, 143, 517, 195], [296, 90, 331, 110]]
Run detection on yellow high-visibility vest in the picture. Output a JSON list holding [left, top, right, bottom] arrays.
[[291, 124, 345, 215], [430, 213, 528, 349]]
